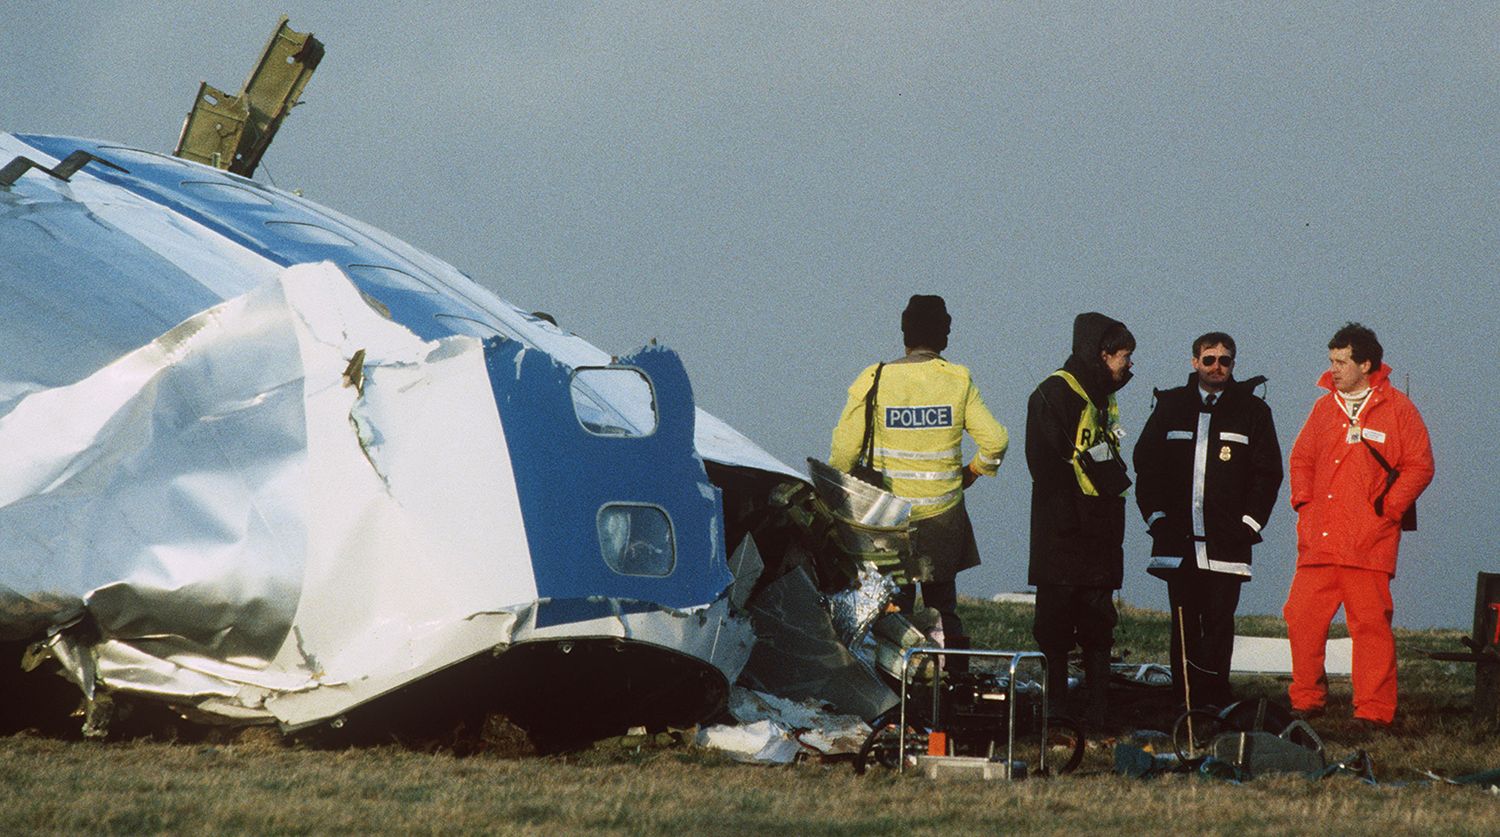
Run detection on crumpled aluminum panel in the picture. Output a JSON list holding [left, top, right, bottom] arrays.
[[804, 458, 915, 580], [806, 457, 911, 527], [827, 562, 896, 648], [0, 264, 533, 721]]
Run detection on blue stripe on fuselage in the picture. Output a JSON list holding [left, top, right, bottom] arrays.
[[483, 338, 729, 610]]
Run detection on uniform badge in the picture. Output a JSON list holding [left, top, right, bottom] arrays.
[[1346, 426, 1361, 444], [1219, 445, 1232, 461]]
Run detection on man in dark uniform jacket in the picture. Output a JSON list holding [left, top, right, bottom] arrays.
[[1133, 332, 1283, 709], [1027, 312, 1135, 726]]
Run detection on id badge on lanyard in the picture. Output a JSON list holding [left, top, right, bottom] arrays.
[[1340, 392, 1368, 445]]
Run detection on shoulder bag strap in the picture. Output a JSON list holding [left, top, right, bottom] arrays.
[[1361, 437, 1400, 515], [859, 363, 886, 466]]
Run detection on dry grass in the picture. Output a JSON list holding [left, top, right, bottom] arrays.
[[2, 599, 1497, 836], [3, 735, 1499, 837]]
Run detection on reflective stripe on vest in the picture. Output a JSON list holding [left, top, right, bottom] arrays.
[[1052, 370, 1122, 497]]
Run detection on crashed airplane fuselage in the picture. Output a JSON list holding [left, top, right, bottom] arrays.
[[0, 132, 800, 743]]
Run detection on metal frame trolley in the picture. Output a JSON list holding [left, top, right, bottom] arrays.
[[855, 647, 1085, 779]]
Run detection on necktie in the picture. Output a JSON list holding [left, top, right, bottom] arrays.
[[1206, 394, 1217, 408]]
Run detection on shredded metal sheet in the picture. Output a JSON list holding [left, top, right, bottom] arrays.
[[0, 264, 530, 722], [804, 458, 915, 581], [738, 566, 896, 721], [806, 458, 910, 527], [697, 686, 873, 763], [827, 562, 896, 648]]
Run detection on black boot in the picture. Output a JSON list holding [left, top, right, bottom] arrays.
[[945, 635, 971, 675], [1042, 649, 1070, 718], [1082, 646, 1111, 729]]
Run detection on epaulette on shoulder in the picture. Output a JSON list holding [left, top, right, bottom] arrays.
[[1239, 375, 1270, 400]]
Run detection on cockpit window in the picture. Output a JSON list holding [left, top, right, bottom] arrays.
[[596, 504, 675, 577], [570, 367, 657, 437]]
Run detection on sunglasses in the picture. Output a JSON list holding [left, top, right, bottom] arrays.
[[1199, 355, 1235, 368]]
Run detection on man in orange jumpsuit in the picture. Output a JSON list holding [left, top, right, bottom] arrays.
[[1284, 322, 1434, 728]]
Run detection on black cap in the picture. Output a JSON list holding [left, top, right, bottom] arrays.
[[902, 295, 951, 351]]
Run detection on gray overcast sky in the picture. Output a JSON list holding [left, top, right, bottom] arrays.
[[4, 2, 1497, 628]]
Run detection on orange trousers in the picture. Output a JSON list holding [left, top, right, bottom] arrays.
[[1282, 564, 1397, 724]]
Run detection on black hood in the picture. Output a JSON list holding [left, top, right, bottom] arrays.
[[1062, 312, 1130, 404]]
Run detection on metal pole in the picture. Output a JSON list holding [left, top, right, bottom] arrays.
[[1179, 606, 1194, 751], [896, 647, 1049, 778]]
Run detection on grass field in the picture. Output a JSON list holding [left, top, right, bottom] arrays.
[[3, 598, 1497, 836]]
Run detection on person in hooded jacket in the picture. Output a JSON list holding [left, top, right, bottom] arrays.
[[1284, 322, 1433, 728], [1026, 312, 1135, 726], [1133, 332, 1283, 710]]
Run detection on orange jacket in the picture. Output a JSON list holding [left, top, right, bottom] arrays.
[[1289, 364, 1434, 575]]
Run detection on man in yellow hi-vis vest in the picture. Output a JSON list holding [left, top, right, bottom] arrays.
[[831, 295, 1009, 645], [1026, 312, 1135, 728]]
